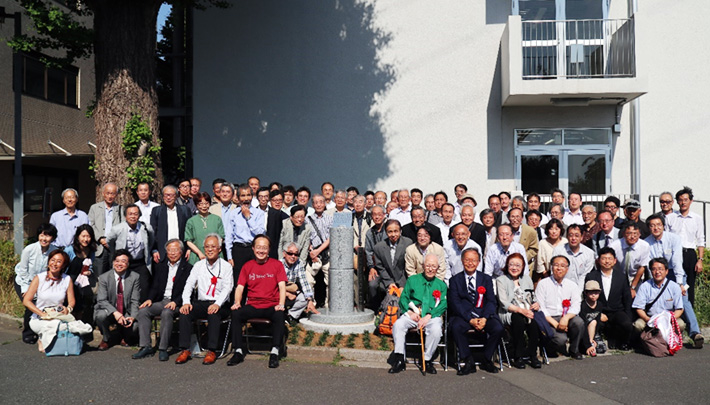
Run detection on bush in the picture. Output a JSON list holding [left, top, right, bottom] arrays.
[[0, 240, 23, 317], [695, 250, 710, 327]]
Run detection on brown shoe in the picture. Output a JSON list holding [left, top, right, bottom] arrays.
[[120, 339, 130, 347], [202, 351, 217, 365], [98, 341, 110, 351], [175, 350, 192, 364]]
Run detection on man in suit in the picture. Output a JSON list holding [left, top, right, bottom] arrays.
[[401, 206, 443, 246], [352, 195, 373, 252], [95, 249, 141, 350], [507, 207, 539, 267], [88, 183, 124, 277], [449, 248, 503, 375], [133, 239, 193, 361], [584, 247, 633, 350], [266, 189, 289, 259], [106, 204, 154, 302], [150, 185, 192, 264], [448, 204, 487, 256], [373, 220, 413, 292]]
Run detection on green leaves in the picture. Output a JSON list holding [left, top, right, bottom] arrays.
[[121, 114, 160, 190]]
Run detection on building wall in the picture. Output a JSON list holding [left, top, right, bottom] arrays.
[[192, 0, 709, 232]]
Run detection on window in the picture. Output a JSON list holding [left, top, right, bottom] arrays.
[[515, 128, 612, 195], [21, 53, 79, 108], [24, 167, 78, 213]]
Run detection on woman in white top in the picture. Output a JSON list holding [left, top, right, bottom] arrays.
[[535, 218, 567, 282], [23, 250, 76, 352]]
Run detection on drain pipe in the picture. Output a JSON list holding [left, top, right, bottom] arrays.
[[628, 0, 640, 199]]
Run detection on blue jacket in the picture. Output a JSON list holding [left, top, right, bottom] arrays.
[[449, 271, 498, 321]]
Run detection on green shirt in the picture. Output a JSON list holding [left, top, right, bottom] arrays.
[[399, 273, 447, 319], [184, 213, 226, 265]]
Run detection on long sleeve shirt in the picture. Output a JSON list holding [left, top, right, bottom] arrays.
[[483, 242, 528, 279], [224, 206, 265, 260], [182, 258, 233, 307], [645, 232, 685, 285], [14, 242, 59, 293], [49, 208, 89, 247], [399, 273, 448, 319], [281, 258, 313, 299], [666, 210, 705, 249], [552, 243, 596, 290]]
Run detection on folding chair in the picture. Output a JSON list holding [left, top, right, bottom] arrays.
[[455, 329, 506, 372], [403, 315, 448, 371], [193, 318, 232, 359], [243, 318, 288, 358]]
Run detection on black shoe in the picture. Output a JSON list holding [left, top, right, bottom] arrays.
[[528, 357, 542, 369], [22, 335, 38, 345], [457, 359, 475, 376], [425, 360, 437, 374], [268, 354, 279, 368], [388, 355, 406, 374], [132, 346, 155, 359], [158, 350, 169, 362], [571, 352, 583, 360], [692, 333, 704, 349], [227, 352, 244, 366], [286, 315, 298, 327], [617, 343, 631, 351], [480, 360, 499, 373], [512, 358, 526, 369]]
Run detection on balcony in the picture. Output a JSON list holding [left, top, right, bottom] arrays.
[[501, 15, 647, 106]]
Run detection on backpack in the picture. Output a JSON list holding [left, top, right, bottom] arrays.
[[376, 285, 402, 336]]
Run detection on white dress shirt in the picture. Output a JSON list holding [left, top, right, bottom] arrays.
[[535, 276, 581, 317], [389, 207, 412, 226], [666, 210, 705, 249], [609, 238, 650, 281], [164, 259, 181, 300], [166, 206, 179, 240], [551, 243, 595, 290], [484, 242, 528, 279], [443, 239, 482, 284], [182, 258, 234, 307], [136, 200, 160, 224], [562, 210, 584, 226]]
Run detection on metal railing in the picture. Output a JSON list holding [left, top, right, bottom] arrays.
[[522, 18, 635, 79], [649, 195, 709, 242], [534, 194, 638, 217]]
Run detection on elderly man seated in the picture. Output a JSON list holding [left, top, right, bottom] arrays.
[[175, 234, 233, 365], [388, 254, 448, 374], [535, 255, 585, 359], [281, 242, 319, 324], [449, 248, 503, 375], [632, 257, 685, 333]]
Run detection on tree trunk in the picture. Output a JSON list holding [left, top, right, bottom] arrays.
[[92, 0, 164, 204]]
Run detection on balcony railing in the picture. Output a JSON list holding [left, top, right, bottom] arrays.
[[522, 18, 635, 79]]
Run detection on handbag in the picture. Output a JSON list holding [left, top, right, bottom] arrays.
[[45, 321, 83, 357], [640, 327, 669, 357]]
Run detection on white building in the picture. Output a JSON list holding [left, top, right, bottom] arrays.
[[191, 0, 709, 228]]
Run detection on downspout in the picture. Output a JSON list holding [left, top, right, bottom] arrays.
[[629, 0, 640, 199]]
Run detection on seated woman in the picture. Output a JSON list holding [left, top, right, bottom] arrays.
[[64, 224, 97, 328], [496, 253, 542, 369], [404, 227, 447, 281], [14, 223, 59, 344], [22, 250, 76, 352]]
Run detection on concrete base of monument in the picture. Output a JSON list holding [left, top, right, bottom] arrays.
[[300, 309, 376, 334]]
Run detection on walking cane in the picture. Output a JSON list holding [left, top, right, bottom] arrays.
[[419, 323, 426, 375]]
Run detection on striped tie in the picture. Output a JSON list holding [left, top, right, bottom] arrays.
[[467, 276, 476, 297]]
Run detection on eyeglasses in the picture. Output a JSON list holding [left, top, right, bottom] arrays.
[[660, 200, 673, 204], [284, 252, 298, 256]]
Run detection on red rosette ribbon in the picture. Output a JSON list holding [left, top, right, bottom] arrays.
[[207, 275, 218, 297], [432, 290, 441, 308], [476, 286, 486, 308], [562, 299, 571, 316]]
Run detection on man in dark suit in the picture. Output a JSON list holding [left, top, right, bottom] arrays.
[[373, 220, 413, 292], [449, 248, 503, 375], [401, 206, 443, 246], [94, 249, 141, 350], [150, 185, 192, 263], [584, 247, 633, 350], [266, 189, 289, 259], [133, 239, 193, 361], [448, 204, 487, 256]]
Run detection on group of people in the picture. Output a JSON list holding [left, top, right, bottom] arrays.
[[13, 177, 705, 372]]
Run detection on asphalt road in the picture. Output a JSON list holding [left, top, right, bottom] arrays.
[[1, 321, 708, 405]]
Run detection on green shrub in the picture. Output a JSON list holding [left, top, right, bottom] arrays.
[[316, 330, 330, 346], [346, 333, 356, 348], [0, 241, 23, 317], [330, 332, 343, 347], [695, 250, 710, 326], [302, 330, 315, 346], [378, 335, 391, 351], [362, 331, 371, 349]]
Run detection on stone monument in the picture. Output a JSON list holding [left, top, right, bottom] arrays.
[[300, 212, 375, 333]]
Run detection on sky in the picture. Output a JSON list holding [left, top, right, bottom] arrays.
[[157, 3, 172, 41]]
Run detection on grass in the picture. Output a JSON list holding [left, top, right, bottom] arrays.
[[0, 241, 22, 317]]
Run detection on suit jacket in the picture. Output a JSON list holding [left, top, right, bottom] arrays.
[[147, 259, 193, 306], [106, 222, 154, 270], [402, 222, 443, 246], [279, 219, 313, 263], [352, 212, 373, 248], [373, 236, 413, 289], [150, 204, 191, 259], [584, 269, 632, 317], [95, 270, 140, 318], [208, 202, 235, 219], [517, 224, 539, 265], [88, 202, 125, 256], [266, 208, 289, 259], [447, 222, 487, 256], [404, 242, 447, 281], [449, 271, 498, 321]]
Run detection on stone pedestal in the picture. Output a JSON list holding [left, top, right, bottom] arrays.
[[301, 214, 375, 334]]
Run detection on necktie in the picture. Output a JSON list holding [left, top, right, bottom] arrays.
[[117, 277, 124, 314], [536, 228, 543, 240], [624, 247, 632, 276], [390, 243, 396, 266], [605, 235, 611, 247], [467, 276, 476, 298]]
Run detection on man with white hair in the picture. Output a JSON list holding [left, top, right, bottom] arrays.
[[389, 189, 413, 226], [88, 183, 125, 276], [50, 187, 89, 247]]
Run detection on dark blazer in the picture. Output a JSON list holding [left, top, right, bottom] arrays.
[[266, 207, 289, 259], [147, 259, 193, 306], [447, 222, 487, 256], [584, 269, 632, 317], [150, 204, 191, 259], [373, 236, 413, 289], [402, 222, 443, 246], [95, 270, 140, 318], [449, 271, 498, 321]]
